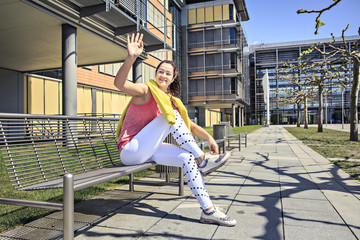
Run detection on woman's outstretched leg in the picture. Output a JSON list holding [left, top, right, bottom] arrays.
[[151, 143, 237, 226], [151, 143, 212, 209]]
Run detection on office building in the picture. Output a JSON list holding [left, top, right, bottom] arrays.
[[181, 0, 250, 127], [249, 36, 360, 125]]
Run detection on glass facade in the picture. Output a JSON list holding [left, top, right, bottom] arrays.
[[185, 1, 249, 108], [249, 37, 360, 125]]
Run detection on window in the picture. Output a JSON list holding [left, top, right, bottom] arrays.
[[222, 4, 230, 21], [148, 2, 165, 33], [206, 78, 215, 95], [214, 53, 222, 70], [99, 63, 132, 81], [197, 8, 204, 23], [188, 31, 203, 48], [223, 77, 231, 94], [205, 30, 214, 46], [189, 80, 197, 96], [205, 7, 213, 22], [222, 28, 230, 44], [189, 79, 204, 96], [150, 50, 165, 61], [230, 28, 235, 44], [188, 9, 196, 24], [223, 53, 230, 69], [214, 29, 222, 45], [205, 54, 215, 71], [143, 63, 156, 82], [188, 55, 204, 72], [214, 5, 222, 21], [229, 4, 233, 20], [167, 19, 172, 38]]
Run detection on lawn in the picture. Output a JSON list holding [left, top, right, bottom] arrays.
[[203, 125, 263, 137], [285, 127, 360, 181]]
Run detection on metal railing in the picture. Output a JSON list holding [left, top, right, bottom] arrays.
[[0, 113, 120, 190], [114, 0, 147, 24]]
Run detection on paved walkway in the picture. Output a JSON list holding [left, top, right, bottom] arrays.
[[323, 123, 356, 133], [2, 126, 360, 240], [287, 123, 358, 133]]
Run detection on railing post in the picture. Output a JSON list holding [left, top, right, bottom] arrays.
[[178, 167, 184, 196], [63, 174, 74, 240], [222, 139, 226, 153], [129, 173, 134, 191], [239, 133, 241, 151], [245, 132, 248, 147], [166, 166, 170, 183]]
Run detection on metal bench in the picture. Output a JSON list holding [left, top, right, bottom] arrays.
[[0, 113, 184, 240], [198, 139, 226, 153], [219, 121, 247, 151]]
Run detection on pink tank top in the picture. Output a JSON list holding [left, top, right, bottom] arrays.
[[117, 95, 161, 153]]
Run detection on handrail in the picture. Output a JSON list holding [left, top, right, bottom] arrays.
[[0, 113, 120, 121]]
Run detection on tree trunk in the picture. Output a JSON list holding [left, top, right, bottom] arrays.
[[304, 96, 308, 129], [297, 102, 301, 127], [350, 58, 359, 141], [318, 86, 324, 132]]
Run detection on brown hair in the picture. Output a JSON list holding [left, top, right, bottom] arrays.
[[155, 60, 181, 97]]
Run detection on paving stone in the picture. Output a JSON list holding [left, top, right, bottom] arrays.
[[2, 126, 359, 240]]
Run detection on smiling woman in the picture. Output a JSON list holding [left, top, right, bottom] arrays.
[[113, 32, 237, 227], [155, 60, 180, 97]]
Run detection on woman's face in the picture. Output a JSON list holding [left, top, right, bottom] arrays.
[[155, 63, 174, 92]]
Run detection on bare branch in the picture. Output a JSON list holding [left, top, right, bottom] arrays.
[[297, 0, 342, 34]]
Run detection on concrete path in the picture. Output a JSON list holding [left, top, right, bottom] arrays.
[[1, 126, 360, 240], [287, 123, 358, 133], [323, 123, 352, 132]]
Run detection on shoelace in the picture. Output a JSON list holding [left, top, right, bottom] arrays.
[[221, 216, 234, 221]]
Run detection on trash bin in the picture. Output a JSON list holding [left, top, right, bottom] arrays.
[[213, 124, 226, 140]]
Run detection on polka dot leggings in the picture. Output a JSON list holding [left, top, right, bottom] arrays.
[[120, 111, 213, 210]]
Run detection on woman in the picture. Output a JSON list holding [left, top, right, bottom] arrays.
[[114, 32, 236, 226]]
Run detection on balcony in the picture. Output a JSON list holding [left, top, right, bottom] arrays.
[[0, 0, 165, 72]]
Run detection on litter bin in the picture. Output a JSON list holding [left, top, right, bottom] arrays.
[[213, 124, 226, 140]]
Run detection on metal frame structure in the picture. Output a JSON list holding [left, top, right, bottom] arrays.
[[0, 113, 184, 240]]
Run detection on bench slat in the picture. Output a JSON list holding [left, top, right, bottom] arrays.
[[20, 162, 156, 191]]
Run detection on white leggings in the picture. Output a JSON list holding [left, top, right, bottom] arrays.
[[120, 110, 213, 210]]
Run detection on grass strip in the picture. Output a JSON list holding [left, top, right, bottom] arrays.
[[285, 127, 360, 181], [203, 125, 263, 137]]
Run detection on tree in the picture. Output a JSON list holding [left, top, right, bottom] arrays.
[[310, 32, 359, 139], [297, 0, 349, 35], [277, 60, 316, 129], [298, 1, 360, 140], [300, 50, 348, 132]]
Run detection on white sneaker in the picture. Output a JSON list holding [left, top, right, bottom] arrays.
[[200, 206, 237, 227], [199, 152, 231, 176]]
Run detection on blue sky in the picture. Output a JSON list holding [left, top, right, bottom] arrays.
[[241, 0, 360, 45]]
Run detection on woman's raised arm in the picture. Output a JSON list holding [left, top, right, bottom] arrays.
[[114, 32, 148, 97]]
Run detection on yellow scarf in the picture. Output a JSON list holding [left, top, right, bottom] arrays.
[[115, 80, 191, 138]]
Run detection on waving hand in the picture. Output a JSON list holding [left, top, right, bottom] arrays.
[[127, 32, 144, 59]]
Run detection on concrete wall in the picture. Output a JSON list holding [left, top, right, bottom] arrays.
[[0, 68, 24, 113]]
